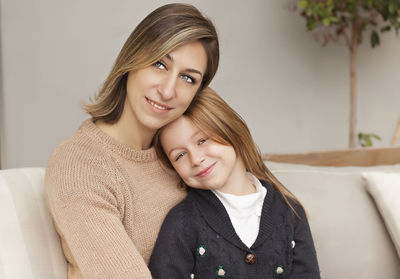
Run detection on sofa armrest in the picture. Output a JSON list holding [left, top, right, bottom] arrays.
[[0, 168, 67, 278]]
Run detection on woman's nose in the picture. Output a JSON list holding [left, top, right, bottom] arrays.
[[158, 75, 176, 100]]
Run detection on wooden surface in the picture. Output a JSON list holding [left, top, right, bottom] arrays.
[[391, 116, 400, 146], [262, 146, 400, 167]]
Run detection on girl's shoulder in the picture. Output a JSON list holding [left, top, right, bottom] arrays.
[[156, 192, 203, 247], [164, 190, 200, 221], [161, 188, 218, 232], [259, 179, 306, 219]]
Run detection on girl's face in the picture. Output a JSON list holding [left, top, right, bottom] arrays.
[[160, 116, 243, 193], [123, 41, 207, 134]]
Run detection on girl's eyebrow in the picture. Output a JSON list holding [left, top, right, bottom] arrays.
[[166, 131, 202, 157], [167, 147, 178, 157], [165, 54, 203, 78], [191, 131, 203, 140]]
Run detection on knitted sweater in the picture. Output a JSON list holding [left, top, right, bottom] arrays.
[[149, 181, 320, 279], [45, 119, 186, 279]]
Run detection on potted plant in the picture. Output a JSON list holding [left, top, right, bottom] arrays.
[[296, 0, 400, 148]]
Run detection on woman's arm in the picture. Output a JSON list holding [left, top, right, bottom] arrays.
[[46, 157, 152, 279], [149, 202, 195, 278]]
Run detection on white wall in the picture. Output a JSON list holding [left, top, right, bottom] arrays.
[[1, 0, 399, 169]]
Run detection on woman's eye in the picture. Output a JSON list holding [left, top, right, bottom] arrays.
[[154, 61, 166, 70], [175, 152, 186, 161], [198, 138, 208, 145], [181, 74, 195, 84]]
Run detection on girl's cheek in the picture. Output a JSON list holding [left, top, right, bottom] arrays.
[[176, 166, 189, 180]]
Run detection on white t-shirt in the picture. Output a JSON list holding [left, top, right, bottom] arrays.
[[212, 172, 267, 248]]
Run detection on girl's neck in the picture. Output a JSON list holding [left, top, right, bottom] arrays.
[[219, 159, 257, 196]]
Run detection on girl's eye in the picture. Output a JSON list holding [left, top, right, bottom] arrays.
[[154, 61, 166, 70], [198, 138, 208, 145], [181, 74, 195, 84], [175, 152, 186, 161]]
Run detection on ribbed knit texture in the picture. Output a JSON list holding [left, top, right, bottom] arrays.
[[45, 119, 186, 279]]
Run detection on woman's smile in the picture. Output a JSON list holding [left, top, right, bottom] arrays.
[[145, 97, 171, 112], [122, 41, 207, 133]]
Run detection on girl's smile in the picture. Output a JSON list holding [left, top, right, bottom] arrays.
[[160, 116, 255, 195], [196, 162, 216, 178]]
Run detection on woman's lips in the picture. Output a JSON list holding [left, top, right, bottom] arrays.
[[196, 162, 216, 178], [145, 97, 171, 111]]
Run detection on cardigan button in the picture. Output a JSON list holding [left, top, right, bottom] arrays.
[[276, 265, 284, 275], [244, 253, 256, 264]]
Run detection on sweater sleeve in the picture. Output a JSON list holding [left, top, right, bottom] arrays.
[[149, 201, 195, 278], [45, 154, 152, 279], [290, 205, 321, 279]]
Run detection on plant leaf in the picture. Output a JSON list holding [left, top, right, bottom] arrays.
[[389, 1, 397, 14], [370, 30, 380, 48], [307, 18, 316, 30], [330, 16, 339, 23], [365, 136, 372, 147], [299, 0, 308, 9], [372, 134, 382, 140], [380, 25, 391, 32]]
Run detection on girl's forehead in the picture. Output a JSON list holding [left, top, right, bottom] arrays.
[[160, 117, 197, 141], [162, 116, 190, 131]]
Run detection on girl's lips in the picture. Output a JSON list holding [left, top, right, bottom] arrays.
[[196, 162, 216, 178]]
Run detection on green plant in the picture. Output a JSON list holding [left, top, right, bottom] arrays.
[[358, 132, 382, 147], [296, 0, 400, 148]]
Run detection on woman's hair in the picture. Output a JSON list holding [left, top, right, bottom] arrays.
[[83, 3, 219, 123], [154, 87, 304, 215]]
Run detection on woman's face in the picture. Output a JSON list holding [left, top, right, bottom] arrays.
[[123, 41, 207, 133]]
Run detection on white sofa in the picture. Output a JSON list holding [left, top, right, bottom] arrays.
[[264, 147, 400, 279], [0, 168, 67, 278], [1, 147, 400, 278]]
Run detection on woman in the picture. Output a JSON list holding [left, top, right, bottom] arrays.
[[45, 4, 219, 278]]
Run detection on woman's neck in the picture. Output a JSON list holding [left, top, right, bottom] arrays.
[[96, 117, 155, 150]]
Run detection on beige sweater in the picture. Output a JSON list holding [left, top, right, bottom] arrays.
[[45, 119, 186, 279]]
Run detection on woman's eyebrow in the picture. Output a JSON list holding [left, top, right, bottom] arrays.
[[165, 54, 203, 78]]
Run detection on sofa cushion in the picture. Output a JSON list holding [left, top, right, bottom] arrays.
[[0, 168, 67, 279], [363, 172, 400, 259], [265, 162, 400, 279]]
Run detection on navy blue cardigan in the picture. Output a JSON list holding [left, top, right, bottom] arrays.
[[149, 181, 320, 279]]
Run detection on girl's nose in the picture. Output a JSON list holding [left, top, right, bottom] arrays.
[[190, 150, 205, 166]]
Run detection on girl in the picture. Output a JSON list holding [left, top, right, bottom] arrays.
[[150, 88, 320, 278], [45, 4, 219, 278]]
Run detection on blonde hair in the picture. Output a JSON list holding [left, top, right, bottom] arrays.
[[154, 87, 304, 216], [83, 4, 219, 123]]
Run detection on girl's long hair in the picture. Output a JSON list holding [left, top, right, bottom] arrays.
[[154, 87, 304, 216]]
